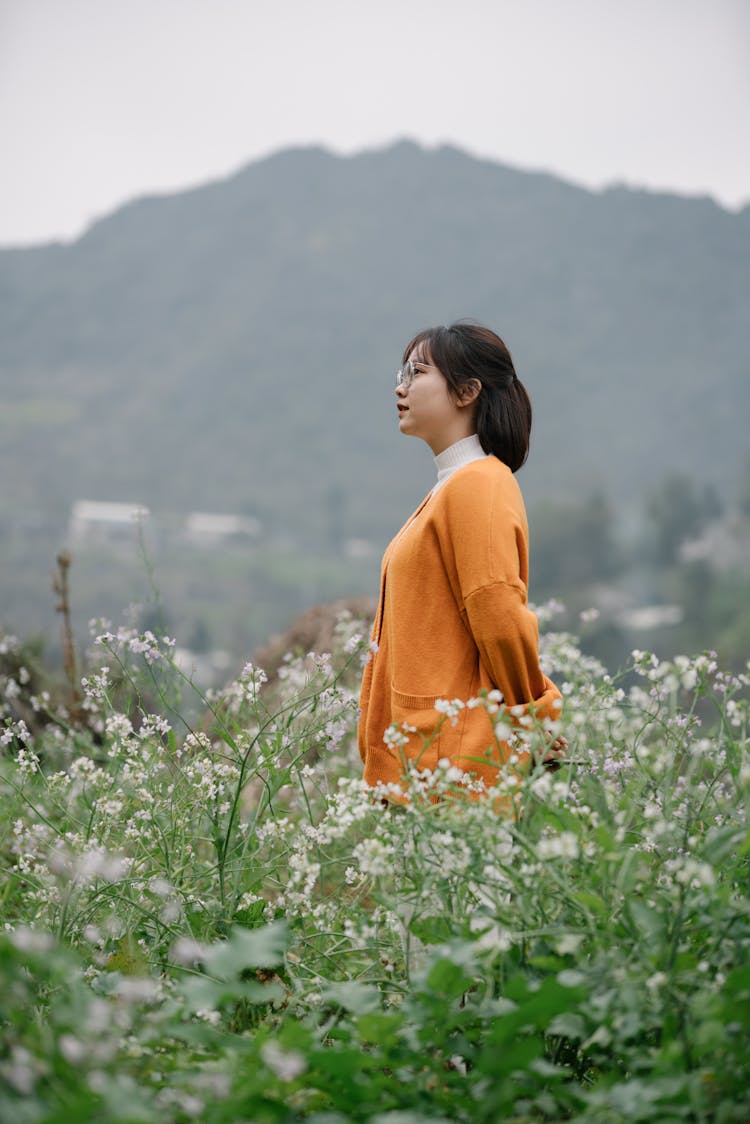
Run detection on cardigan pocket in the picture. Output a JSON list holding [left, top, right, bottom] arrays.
[[390, 687, 442, 770]]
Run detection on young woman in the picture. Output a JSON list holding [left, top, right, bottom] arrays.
[[358, 321, 566, 797]]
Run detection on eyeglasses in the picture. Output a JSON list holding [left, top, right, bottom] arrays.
[[396, 359, 420, 390]]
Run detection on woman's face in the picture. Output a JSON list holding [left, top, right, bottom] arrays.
[[396, 344, 476, 456]]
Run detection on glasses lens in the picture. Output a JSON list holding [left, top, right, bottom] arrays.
[[397, 360, 414, 389]]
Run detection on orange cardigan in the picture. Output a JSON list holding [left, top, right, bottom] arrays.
[[358, 456, 561, 792]]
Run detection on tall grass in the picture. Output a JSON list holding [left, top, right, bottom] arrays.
[[1, 607, 748, 1122]]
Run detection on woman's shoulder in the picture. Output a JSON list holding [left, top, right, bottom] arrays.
[[442, 455, 519, 504], [433, 455, 529, 561], [430, 456, 524, 529]]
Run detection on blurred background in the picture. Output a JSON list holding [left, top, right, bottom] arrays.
[[1, 0, 749, 680]]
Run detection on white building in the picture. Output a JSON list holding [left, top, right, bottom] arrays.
[[184, 512, 261, 547], [69, 501, 150, 543]]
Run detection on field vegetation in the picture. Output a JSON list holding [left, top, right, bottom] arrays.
[[1, 599, 748, 1122]]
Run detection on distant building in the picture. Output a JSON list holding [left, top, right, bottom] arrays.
[[184, 512, 261, 546], [617, 604, 684, 631], [69, 501, 150, 544]]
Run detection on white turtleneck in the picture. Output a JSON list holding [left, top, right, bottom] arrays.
[[432, 434, 489, 494]]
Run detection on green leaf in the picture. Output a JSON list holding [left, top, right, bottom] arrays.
[[424, 957, 474, 1000], [702, 825, 744, 866], [321, 981, 381, 1015], [477, 1032, 542, 1076], [370, 1113, 454, 1124], [572, 889, 609, 917], [528, 954, 566, 972], [181, 975, 284, 1012], [233, 899, 267, 928], [409, 915, 455, 945], [203, 921, 289, 978], [625, 898, 665, 942], [548, 1012, 587, 1040], [357, 1011, 403, 1048], [489, 975, 587, 1047]]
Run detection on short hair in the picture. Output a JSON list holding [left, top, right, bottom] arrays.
[[402, 321, 532, 472]]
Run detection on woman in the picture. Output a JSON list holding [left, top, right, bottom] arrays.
[[358, 321, 566, 798]]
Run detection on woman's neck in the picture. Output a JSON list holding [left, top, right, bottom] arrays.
[[433, 434, 488, 492]]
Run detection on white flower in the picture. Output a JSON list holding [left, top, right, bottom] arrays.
[[48, 847, 131, 885], [353, 837, 394, 878], [670, 857, 716, 889], [195, 1009, 222, 1026], [471, 920, 513, 953], [112, 977, 161, 1004], [261, 1040, 307, 1081], [555, 932, 585, 955], [15, 747, 40, 776], [9, 927, 55, 954], [383, 723, 410, 750], [530, 771, 553, 800], [537, 832, 579, 860], [58, 1035, 87, 1065], [434, 698, 465, 725], [0, 634, 19, 655], [493, 720, 513, 742], [171, 937, 207, 966]]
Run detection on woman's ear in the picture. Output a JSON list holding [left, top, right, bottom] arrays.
[[457, 378, 482, 408]]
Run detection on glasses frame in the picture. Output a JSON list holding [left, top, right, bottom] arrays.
[[396, 359, 420, 390]]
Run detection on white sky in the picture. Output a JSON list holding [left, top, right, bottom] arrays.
[[1, 0, 748, 246]]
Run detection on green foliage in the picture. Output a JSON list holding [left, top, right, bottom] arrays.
[[645, 474, 718, 565], [531, 491, 621, 590], [1, 606, 749, 1121]]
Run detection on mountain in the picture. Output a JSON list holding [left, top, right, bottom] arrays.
[[1, 140, 748, 592]]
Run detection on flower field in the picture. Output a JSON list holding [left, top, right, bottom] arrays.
[[1, 607, 749, 1122]]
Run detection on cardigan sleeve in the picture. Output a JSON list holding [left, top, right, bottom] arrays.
[[440, 462, 561, 725], [463, 580, 562, 724]]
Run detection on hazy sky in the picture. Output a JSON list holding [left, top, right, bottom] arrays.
[[1, 0, 748, 246]]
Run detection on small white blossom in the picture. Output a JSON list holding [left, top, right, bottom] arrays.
[[261, 1040, 307, 1081], [537, 832, 579, 860], [353, 837, 394, 878]]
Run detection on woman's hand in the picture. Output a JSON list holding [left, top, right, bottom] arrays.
[[542, 733, 568, 771]]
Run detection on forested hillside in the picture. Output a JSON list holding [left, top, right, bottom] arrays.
[[1, 141, 748, 661]]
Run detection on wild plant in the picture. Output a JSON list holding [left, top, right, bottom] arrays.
[[1, 606, 748, 1122]]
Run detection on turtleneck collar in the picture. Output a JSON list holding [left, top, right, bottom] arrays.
[[433, 434, 488, 493]]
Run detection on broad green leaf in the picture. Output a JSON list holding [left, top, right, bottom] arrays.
[[572, 889, 609, 917], [204, 921, 289, 978], [321, 980, 381, 1015], [181, 975, 284, 1011], [424, 957, 474, 999], [409, 915, 455, 944], [625, 898, 664, 942], [357, 1011, 403, 1048]]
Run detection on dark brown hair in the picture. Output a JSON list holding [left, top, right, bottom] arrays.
[[402, 321, 532, 472]]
